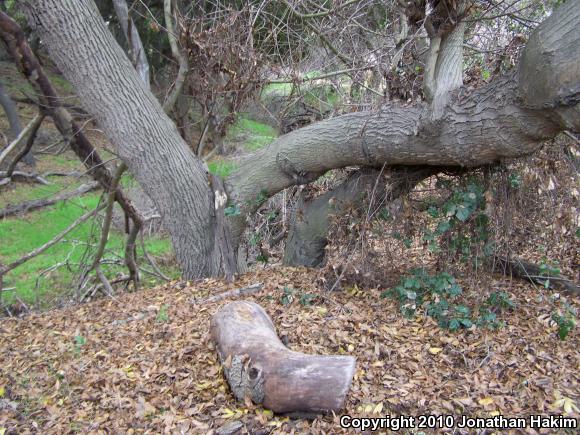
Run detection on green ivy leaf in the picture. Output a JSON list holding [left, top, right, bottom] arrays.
[[224, 203, 241, 217], [455, 205, 471, 222], [449, 319, 460, 331]]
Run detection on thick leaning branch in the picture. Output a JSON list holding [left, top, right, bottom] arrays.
[[226, 0, 579, 243], [226, 77, 556, 241]]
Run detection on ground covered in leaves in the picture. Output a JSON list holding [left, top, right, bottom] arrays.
[[0, 267, 578, 434]]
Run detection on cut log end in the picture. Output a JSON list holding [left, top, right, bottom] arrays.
[[210, 301, 356, 414], [222, 354, 265, 404]]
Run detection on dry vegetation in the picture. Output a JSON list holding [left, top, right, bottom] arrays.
[[0, 265, 578, 433]]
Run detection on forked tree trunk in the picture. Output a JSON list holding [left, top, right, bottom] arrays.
[[211, 301, 356, 413], [24, 0, 579, 279], [225, 0, 578, 244]]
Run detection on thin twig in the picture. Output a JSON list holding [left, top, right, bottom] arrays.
[[0, 113, 43, 166], [193, 283, 264, 304]]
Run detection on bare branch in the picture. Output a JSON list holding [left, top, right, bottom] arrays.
[[0, 181, 99, 219], [6, 113, 45, 177], [0, 202, 106, 276], [162, 0, 188, 113], [0, 113, 43, 167]]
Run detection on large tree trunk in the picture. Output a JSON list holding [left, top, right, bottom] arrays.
[[23, 0, 579, 279], [211, 301, 356, 413], [23, 0, 220, 279]]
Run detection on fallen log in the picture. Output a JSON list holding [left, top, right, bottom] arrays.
[[0, 181, 99, 219], [210, 301, 356, 414], [489, 256, 580, 296]]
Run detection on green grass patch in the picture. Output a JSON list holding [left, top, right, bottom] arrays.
[[0, 177, 79, 209], [262, 81, 294, 97], [120, 172, 138, 189], [207, 160, 237, 178], [261, 71, 323, 98], [234, 117, 277, 138], [48, 154, 83, 171], [0, 192, 176, 308], [303, 84, 339, 112], [228, 116, 277, 151], [47, 73, 74, 94]]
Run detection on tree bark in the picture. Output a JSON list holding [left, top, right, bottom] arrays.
[[517, 2, 580, 132], [22, 0, 221, 279], [226, 0, 579, 244], [423, 9, 466, 119], [20, 0, 580, 279], [210, 301, 356, 414], [0, 80, 35, 166], [283, 167, 437, 267]]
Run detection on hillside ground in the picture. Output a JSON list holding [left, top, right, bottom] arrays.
[[0, 267, 578, 433], [0, 57, 578, 435]]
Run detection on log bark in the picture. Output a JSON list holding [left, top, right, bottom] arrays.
[[489, 256, 580, 296], [210, 301, 356, 414]]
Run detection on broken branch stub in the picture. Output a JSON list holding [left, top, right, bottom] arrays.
[[210, 301, 356, 414]]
